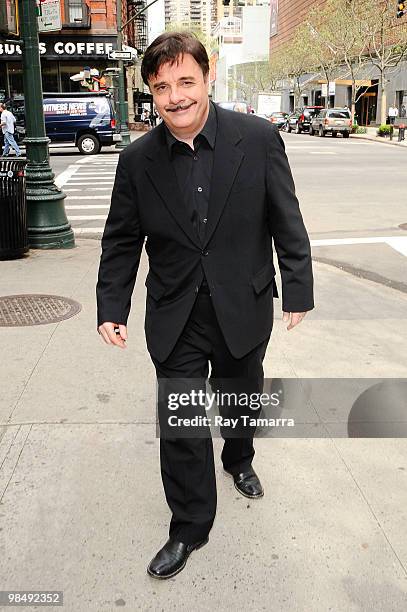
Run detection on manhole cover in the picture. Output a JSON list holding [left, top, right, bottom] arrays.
[[0, 294, 82, 327]]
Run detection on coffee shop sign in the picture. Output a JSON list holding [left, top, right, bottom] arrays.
[[0, 40, 115, 58]]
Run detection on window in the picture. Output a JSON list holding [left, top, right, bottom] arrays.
[[327, 111, 351, 119], [64, 0, 90, 27]]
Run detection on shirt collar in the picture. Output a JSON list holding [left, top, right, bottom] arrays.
[[164, 101, 217, 155]]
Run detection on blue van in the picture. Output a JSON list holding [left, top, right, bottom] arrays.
[[10, 91, 121, 154]]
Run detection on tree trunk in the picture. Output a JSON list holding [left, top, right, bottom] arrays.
[[380, 77, 387, 125], [351, 81, 356, 125]]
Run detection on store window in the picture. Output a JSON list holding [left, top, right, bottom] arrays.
[[0, 63, 7, 101], [60, 63, 82, 92], [60, 62, 109, 93], [7, 62, 23, 97], [42, 61, 59, 92]]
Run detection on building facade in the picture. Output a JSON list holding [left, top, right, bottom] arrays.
[[269, 0, 407, 124], [0, 0, 136, 100], [164, 0, 217, 38]]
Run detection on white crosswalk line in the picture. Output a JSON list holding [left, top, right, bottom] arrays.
[[311, 236, 407, 257], [55, 165, 79, 188], [65, 195, 110, 200], [66, 205, 110, 209], [74, 227, 105, 233], [75, 187, 112, 191], [68, 215, 107, 220]]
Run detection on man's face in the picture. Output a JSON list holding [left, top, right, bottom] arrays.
[[148, 53, 209, 136]]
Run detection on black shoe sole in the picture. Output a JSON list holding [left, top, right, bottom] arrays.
[[223, 469, 264, 499], [146, 537, 209, 580]]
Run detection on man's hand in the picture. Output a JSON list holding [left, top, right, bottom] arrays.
[[98, 322, 127, 348], [282, 312, 307, 331]]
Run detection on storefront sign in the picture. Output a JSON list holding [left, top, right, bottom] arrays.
[[0, 36, 117, 60]]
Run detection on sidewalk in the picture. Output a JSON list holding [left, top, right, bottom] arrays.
[[1, 240, 407, 611], [351, 125, 407, 147]]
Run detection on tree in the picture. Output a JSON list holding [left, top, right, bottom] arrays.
[[279, 27, 316, 109], [305, 0, 372, 122], [363, 0, 407, 123], [228, 55, 286, 108]]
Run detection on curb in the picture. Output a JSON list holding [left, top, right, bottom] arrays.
[[350, 134, 407, 147]]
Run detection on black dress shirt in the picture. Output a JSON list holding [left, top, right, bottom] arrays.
[[164, 102, 217, 246]]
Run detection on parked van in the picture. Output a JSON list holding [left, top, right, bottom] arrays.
[[10, 91, 121, 154]]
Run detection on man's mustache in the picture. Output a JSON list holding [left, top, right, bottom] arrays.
[[165, 102, 196, 112]]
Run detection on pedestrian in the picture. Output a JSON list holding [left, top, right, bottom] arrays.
[[0, 103, 21, 157], [388, 105, 398, 125], [96, 31, 314, 580], [141, 108, 151, 130], [151, 108, 158, 127], [400, 104, 406, 118]]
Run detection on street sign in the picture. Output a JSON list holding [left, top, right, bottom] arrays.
[[37, 0, 61, 33], [108, 50, 133, 61]]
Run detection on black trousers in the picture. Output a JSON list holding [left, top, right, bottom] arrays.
[[151, 289, 270, 544]]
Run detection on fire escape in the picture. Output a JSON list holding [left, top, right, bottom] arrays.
[[127, 0, 148, 56]]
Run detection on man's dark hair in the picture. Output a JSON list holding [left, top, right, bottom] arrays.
[[141, 32, 209, 85]]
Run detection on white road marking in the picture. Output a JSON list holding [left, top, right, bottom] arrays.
[[385, 237, 407, 257], [55, 165, 79, 188], [68, 215, 107, 220], [309, 151, 336, 155], [66, 205, 110, 209], [64, 182, 113, 186], [66, 176, 115, 180], [65, 187, 113, 191], [65, 195, 110, 200], [311, 236, 407, 257], [285, 145, 335, 149], [74, 227, 105, 233]]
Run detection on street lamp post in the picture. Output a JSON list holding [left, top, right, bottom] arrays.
[[115, 0, 131, 149], [19, 0, 74, 249]]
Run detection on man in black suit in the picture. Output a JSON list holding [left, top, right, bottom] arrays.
[[96, 32, 314, 579]]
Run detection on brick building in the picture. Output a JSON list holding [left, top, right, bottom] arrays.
[[0, 0, 136, 99]]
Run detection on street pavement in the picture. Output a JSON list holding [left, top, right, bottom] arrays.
[[1, 129, 407, 611]]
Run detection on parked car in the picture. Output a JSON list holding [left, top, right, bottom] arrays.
[[283, 111, 301, 132], [8, 91, 121, 154], [294, 106, 324, 133], [309, 108, 352, 137], [269, 112, 288, 129]]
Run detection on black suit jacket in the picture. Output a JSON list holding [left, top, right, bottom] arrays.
[[96, 104, 314, 363]]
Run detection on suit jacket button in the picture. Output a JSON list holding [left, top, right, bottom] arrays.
[[195, 286, 199, 293]]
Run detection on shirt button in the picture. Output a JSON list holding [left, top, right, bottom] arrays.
[[197, 186, 203, 192]]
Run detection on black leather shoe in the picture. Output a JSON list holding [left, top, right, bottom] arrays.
[[147, 537, 209, 579], [224, 466, 264, 499]]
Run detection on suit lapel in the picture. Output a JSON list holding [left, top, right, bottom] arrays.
[[202, 107, 244, 248], [145, 126, 201, 248], [144, 108, 244, 250]]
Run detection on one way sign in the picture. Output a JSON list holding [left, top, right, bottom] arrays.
[[37, 0, 62, 32]]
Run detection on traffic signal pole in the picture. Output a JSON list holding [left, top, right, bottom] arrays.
[[19, 0, 74, 249]]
